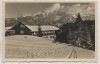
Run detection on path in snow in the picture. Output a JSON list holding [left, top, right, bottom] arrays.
[[5, 35, 95, 59]]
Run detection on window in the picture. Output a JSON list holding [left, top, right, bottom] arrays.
[[20, 30, 24, 34], [20, 24, 25, 28]]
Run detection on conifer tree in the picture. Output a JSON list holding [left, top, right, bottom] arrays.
[[37, 24, 43, 37]]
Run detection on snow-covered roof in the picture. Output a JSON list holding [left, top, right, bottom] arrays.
[[26, 25, 59, 31], [5, 27, 12, 31], [5, 24, 59, 32]]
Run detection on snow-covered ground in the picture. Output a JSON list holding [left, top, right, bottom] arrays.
[[5, 35, 95, 59]]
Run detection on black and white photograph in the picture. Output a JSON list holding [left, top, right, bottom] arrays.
[[4, 2, 96, 61]]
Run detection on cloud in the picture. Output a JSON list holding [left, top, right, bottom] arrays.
[[33, 3, 95, 20], [65, 3, 95, 15], [54, 15, 61, 21], [72, 4, 81, 7], [21, 11, 32, 17], [45, 3, 65, 14], [33, 12, 41, 16], [65, 4, 82, 14], [72, 14, 77, 18], [32, 3, 64, 16], [44, 3, 95, 16], [87, 7, 92, 11]]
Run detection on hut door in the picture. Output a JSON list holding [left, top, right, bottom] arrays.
[[20, 30, 24, 35]]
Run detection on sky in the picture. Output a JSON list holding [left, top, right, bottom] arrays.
[[5, 3, 95, 18]]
